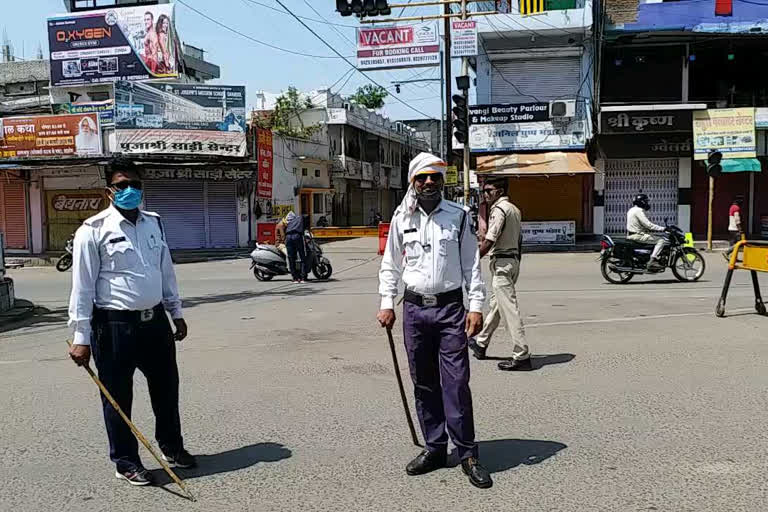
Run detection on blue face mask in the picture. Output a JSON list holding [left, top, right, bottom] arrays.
[[112, 186, 143, 210]]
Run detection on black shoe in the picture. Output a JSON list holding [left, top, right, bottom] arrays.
[[498, 358, 533, 372], [468, 339, 487, 360], [162, 448, 197, 469], [461, 457, 493, 489], [115, 467, 154, 486], [406, 450, 447, 476]]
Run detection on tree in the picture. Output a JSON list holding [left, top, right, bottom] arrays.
[[256, 87, 320, 139], [349, 85, 389, 110]]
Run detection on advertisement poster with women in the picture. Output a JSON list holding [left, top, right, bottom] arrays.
[[0, 113, 102, 159], [47, 4, 179, 86]]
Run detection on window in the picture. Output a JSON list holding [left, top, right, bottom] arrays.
[[302, 168, 308, 176], [315, 169, 321, 178], [313, 194, 324, 214]]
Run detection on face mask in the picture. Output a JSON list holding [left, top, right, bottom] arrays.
[[417, 187, 442, 201], [112, 186, 143, 210]]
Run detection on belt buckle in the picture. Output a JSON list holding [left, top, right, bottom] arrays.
[[140, 309, 154, 322], [422, 294, 437, 307]]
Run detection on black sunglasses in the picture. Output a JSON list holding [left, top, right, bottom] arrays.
[[413, 174, 443, 184], [110, 180, 143, 191], [482, 188, 497, 194]]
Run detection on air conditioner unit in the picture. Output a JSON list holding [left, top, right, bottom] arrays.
[[549, 99, 576, 119]]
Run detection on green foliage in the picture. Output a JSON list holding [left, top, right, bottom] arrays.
[[256, 87, 320, 139], [349, 85, 389, 110]]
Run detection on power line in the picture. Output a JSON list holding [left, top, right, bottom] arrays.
[[177, 0, 353, 59], [273, 0, 434, 119], [241, 0, 360, 28]]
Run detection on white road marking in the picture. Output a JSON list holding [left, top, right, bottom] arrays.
[[527, 309, 754, 329]]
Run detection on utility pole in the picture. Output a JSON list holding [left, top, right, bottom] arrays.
[[460, 0, 470, 205], [443, 2, 453, 166], [439, 49, 445, 160]]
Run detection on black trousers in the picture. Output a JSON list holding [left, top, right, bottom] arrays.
[[286, 233, 308, 280], [90, 307, 183, 472]]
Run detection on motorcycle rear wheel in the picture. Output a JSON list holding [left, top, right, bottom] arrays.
[[671, 249, 706, 282], [56, 254, 73, 272], [253, 268, 274, 281], [312, 261, 332, 280], [600, 257, 634, 284]]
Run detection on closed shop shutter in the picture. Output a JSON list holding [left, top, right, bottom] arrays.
[[349, 185, 363, 226], [0, 182, 28, 250], [144, 182, 206, 250], [604, 158, 679, 235], [206, 182, 237, 248], [491, 56, 581, 103], [363, 190, 378, 225]]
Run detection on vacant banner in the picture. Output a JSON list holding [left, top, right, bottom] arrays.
[[357, 22, 440, 70], [450, 20, 478, 58]]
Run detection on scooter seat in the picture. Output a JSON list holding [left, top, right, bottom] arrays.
[[258, 244, 285, 259]]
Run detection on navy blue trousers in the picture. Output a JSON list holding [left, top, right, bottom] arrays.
[[90, 310, 183, 472], [286, 233, 308, 280], [403, 300, 477, 460]]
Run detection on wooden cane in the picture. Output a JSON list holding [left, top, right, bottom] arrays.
[[385, 328, 421, 447], [66, 340, 196, 502]]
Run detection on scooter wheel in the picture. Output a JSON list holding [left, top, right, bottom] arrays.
[[312, 262, 332, 280], [56, 254, 73, 272], [253, 268, 274, 281]]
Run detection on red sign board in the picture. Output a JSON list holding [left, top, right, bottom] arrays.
[[257, 129, 273, 199], [0, 113, 102, 159]]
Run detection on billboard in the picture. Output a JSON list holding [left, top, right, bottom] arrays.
[[356, 22, 440, 70], [53, 100, 115, 128], [0, 113, 102, 159], [47, 4, 179, 86], [450, 20, 478, 58], [693, 108, 756, 160], [257, 129, 274, 199], [113, 81, 247, 157]]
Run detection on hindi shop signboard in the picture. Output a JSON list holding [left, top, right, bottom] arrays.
[[522, 221, 576, 246], [357, 22, 440, 70], [470, 120, 587, 153], [53, 100, 115, 128], [450, 20, 478, 58], [47, 4, 180, 86], [693, 108, 756, 160], [0, 113, 102, 159], [600, 110, 692, 134], [257, 129, 274, 199], [113, 81, 247, 157]]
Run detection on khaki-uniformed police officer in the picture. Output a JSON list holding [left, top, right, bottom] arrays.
[[469, 178, 532, 371], [68, 167, 195, 486]]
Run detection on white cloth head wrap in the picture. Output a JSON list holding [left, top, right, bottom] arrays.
[[399, 152, 447, 215]]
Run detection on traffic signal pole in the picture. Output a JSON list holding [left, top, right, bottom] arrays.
[[460, 0, 470, 205], [443, 3, 453, 165]]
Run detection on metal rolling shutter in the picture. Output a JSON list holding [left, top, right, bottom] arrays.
[[144, 182, 206, 249], [1, 183, 28, 249], [490, 57, 581, 103], [603, 158, 679, 235], [206, 182, 237, 248]]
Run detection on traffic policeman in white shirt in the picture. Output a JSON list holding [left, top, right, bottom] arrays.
[[377, 152, 492, 489], [68, 166, 195, 487]]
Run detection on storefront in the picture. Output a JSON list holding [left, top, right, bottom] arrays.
[[0, 170, 29, 251], [142, 167, 255, 250], [597, 107, 699, 235]]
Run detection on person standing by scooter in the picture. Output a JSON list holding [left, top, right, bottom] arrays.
[[284, 211, 308, 283]]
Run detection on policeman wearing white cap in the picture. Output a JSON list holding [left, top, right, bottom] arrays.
[[377, 152, 492, 489]]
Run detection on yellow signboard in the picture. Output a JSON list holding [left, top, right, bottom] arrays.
[[272, 204, 294, 220], [445, 165, 458, 186], [693, 108, 756, 160]]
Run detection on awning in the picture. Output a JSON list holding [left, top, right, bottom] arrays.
[[721, 158, 762, 173], [476, 152, 595, 176]]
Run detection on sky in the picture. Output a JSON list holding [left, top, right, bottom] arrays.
[[1, 0, 458, 122]]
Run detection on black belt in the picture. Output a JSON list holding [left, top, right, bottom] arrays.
[[93, 304, 165, 323], [491, 252, 519, 260], [403, 288, 463, 307]]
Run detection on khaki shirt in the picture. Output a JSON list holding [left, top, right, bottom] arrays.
[[485, 196, 522, 258]]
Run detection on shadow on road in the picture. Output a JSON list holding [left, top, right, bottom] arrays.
[[182, 285, 324, 309], [151, 442, 292, 485], [475, 439, 567, 473], [484, 353, 575, 370], [0, 301, 68, 334]]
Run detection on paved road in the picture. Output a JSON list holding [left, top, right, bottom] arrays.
[[1, 240, 767, 511]]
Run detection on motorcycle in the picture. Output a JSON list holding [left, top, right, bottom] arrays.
[[250, 230, 333, 281], [56, 234, 74, 272], [599, 223, 706, 284]]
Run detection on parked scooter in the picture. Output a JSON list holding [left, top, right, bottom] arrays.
[[250, 230, 332, 281], [56, 234, 74, 272]]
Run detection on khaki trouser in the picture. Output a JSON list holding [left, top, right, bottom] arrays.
[[628, 233, 666, 260], [475, 256, 529, 360]]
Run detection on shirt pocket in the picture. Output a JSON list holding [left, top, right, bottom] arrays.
[[145, 234, 164, 267], [104, 240, 139, 271], [438, 227, 460, 256], [403, 231, 422, 264]]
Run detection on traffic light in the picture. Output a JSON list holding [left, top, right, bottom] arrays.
[[452, 94, 468, 144], [336, 0, 390, 16], [707, 150, 723, 177]]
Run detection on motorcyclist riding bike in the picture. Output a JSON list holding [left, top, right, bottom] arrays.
[[627, 194, 667, 271]]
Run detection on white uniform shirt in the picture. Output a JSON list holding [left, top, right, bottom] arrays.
[[379, 199, 486, 312], [627, 206, 664, 234], [68, 205, 183, 346]]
